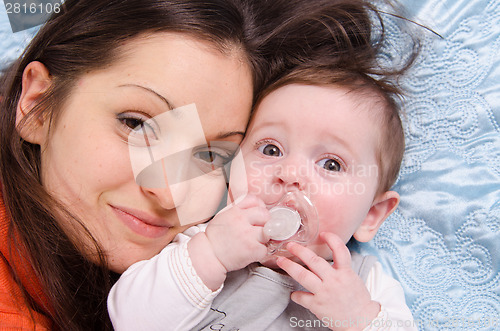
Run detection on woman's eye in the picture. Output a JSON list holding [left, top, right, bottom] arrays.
[[118, 113, 159, 142], [258, 143, 283, 157], [122, 117, 144, 130], [317, 158, 343, 172], [193, 150, 231, 169]]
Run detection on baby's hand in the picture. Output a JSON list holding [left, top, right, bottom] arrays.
[[277, 232, 380, 331], [205, 194, 270, 271], [188, 194, 270, 290]]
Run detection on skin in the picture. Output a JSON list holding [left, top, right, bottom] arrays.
[[189, 83, 400, 330], [16, 33, 253, 273]]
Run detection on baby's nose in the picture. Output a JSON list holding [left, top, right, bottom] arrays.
[[275, 161, 306, 190]]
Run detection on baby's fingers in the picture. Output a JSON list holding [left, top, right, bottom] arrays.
[[285, 242, 334, 280], [276, 256, 321, 293], [290, 291, 315, 311], [234, 193, 266, 209], [321, 232, 351, 270]]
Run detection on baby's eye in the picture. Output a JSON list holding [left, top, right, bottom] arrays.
[[258, 143, 283, 157], [317, 158, 343, 172]]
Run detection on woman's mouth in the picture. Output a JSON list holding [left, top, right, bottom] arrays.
[[111, 206, 172, 238]]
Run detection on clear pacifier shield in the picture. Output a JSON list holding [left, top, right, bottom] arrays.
[[265, 207, 301, 241], [265, 191, 319, 255]]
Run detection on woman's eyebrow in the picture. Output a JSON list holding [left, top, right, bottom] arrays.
[[118, 84, 175, 110], [215, 131, 245, 140]]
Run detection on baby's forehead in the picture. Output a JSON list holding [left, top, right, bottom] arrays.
[[249, 84, 386, 145], [252, 83, 388, 127]]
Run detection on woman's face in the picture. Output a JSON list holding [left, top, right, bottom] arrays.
[[38, 33, 253, 272]]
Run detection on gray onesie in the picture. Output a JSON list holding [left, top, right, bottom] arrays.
[[193, 252, 377, 331]]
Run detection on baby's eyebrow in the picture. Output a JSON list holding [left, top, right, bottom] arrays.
[[118, 84, 176, 110], [321, 133, 360, 161]]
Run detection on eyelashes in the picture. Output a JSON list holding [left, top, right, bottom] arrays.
[[316, 157, 344, 172], [117, 112, 160, 145], [256, 139, 283, 157], [254, 139, 346, 173], [118, 112, 239, 177]]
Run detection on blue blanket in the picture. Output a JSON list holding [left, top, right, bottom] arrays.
[[1, 1, 499, 330], [355, 1, 500, 330]]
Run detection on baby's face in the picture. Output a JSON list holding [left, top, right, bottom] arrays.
[[238, 83, 383, 262]]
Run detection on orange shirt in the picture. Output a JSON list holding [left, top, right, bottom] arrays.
[[0, 193, 54, 330]]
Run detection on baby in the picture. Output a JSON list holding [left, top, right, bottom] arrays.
[[108, 66, 417, 330]]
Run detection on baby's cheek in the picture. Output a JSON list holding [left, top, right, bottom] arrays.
[[245, 164, 266, 193], [246, 178, 263, 197]]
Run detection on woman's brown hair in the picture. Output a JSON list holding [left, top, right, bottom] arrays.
[[0, 0, 275, 329]]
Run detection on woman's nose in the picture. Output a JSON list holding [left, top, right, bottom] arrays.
[[139, 158, 189, 210], [141, 186, 176, 210]]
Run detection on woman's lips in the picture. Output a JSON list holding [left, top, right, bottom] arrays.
[[111, 206, 172, 238]]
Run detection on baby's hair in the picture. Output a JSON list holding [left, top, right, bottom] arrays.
[[250, 0, 419, 193]]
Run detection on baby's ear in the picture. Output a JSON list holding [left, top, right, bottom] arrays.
[[16, 61, 52, 145], [353, 190, 400, 242]]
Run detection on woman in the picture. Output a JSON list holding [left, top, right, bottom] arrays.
[[0, 0, 286, 329]]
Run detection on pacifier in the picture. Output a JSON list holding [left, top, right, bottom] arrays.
[[263, 191, 318, 255]]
